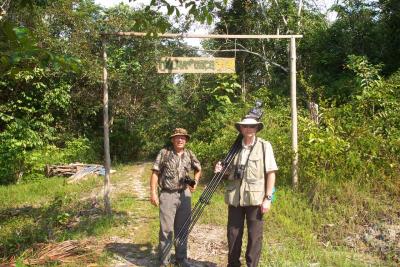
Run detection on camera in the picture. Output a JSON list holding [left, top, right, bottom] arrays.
[[182, 176, 196, 187], [248, 100, 263, 119], [234, 165, 246, 180]]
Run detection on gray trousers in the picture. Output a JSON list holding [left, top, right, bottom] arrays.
[[227, 205, 264, 267], [159, 188, 191, 265]]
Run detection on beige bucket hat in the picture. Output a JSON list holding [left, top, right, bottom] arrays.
[[235, 116, 264, 132]]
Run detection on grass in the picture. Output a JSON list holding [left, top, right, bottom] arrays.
[[1, 163, 399, 266], [0, 176, 102, 207], [257, 184, 399, 267], [0, 164, 157, 265], [193, 186, 227, 226]]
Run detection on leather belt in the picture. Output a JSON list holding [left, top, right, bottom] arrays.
[[161, 188, 185, 193]]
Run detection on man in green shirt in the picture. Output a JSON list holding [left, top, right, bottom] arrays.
[[150, 128, 202, 267]]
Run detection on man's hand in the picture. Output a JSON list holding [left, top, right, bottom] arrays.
[[261, 198, 271, 214], [188, 179, 199, 193], [214, 161, 223, 173], [189, 183, 196, 193], [150, 191, 159, 207]]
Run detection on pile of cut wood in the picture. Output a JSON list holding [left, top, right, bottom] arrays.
[[45, 163, 114, 183]]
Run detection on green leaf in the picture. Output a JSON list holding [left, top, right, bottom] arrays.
[[185, 2, 194, 8], [206, 13, 213, 25], [167, 5, 174, 16]]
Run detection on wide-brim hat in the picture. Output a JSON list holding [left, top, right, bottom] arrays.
[[235, 117, 264, 132], [170, 128, 190, 140]]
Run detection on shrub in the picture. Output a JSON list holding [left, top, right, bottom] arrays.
[[0, 135, 98, 184], [0, 120, 44, 184]]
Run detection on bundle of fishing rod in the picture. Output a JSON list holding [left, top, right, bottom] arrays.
[[161, 100, 263, 264]]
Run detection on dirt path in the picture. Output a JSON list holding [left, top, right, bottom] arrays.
[[188, 224, 228, 266]]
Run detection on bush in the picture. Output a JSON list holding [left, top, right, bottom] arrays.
[[0, 120, 44, 184], [0, 135, 98, 184]]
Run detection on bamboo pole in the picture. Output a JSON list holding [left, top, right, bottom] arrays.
[[100, 31, 302, 39], [290, 37, 299, 187], [102, 39, 112, 214]]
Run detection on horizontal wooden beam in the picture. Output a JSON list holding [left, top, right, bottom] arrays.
[[100, 31, 303, 39]]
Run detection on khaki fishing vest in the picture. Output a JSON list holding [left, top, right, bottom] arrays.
[[225, 138, 266, 207]]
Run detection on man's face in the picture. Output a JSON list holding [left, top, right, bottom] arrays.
[[172, 135, 187, 150], [240, 124, 258, 138]]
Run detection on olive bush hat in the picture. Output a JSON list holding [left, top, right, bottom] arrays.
[[235, 116, 264, 132], [170, 128, 190, 140]]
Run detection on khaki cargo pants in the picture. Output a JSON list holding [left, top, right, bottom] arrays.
[[159, 188, 191, 265]]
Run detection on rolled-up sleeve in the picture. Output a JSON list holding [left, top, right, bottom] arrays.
[[264, 142, 278, 172], [191, 153, 202, 171], [152, 149, 164, 172]]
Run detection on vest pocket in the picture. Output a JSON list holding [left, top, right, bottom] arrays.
[[244, 180, 264, 205], [247, 155, 262, 179], [225, 181, 240, 206]]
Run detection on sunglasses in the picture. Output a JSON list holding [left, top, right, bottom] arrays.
[[241, 124, 257, 128]]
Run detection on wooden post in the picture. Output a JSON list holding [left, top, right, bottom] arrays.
[[290, 37, 299, 188], [102, 39, 112, 214], [101, 32, 303, 39]]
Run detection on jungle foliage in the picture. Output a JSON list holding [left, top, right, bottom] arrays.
[[0, 0, 398, 189]]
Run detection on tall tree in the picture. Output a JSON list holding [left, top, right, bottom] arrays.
[[207, 0, 326, 98], [379, 0, 400, 73]]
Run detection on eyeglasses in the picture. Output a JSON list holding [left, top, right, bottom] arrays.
[[241, 125, 257, 128]]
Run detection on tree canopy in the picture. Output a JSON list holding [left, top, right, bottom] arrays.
[[0, 0, 398, 199]]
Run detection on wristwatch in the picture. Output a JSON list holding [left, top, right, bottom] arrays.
[[264, 195, 272, 201]]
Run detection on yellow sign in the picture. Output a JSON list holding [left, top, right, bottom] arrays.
[[157, 57, 235, 74]]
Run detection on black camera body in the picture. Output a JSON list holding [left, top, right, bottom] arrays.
[[183, 176, 196, 187], [234, 165, 246, 180]]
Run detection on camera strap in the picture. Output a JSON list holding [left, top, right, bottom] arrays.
[[237, 137, 257, 170]]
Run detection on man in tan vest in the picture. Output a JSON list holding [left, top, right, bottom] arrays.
[[215, 116, 278, 267]]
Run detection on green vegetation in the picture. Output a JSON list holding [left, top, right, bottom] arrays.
[[1, 0, 399, 266], [0, 164, 155, 265], [1, 163, 398, 266]]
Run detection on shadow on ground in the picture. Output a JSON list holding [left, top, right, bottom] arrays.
[[105, 242, 219, 267], [105, 242, 157, 266]]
